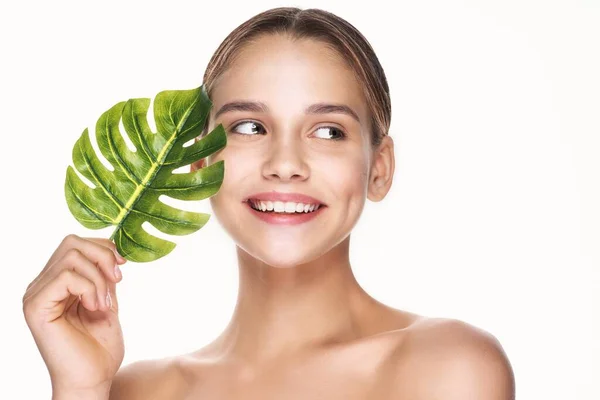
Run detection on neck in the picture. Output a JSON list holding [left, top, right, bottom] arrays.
[[209, 236, 380, 365]]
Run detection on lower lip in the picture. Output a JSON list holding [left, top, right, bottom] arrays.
[[244, 202, 326, 225]]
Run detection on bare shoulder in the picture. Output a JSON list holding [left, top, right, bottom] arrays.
[[109, 356, 189, 400], [388, 317, 515, 400]]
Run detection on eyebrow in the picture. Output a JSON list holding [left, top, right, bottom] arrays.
[[214, 101, 361, 123]]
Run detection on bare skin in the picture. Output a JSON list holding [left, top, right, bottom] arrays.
[[24, 33, 514, 399], [109, 313, 513, 399], [110, 34, 514, 399]]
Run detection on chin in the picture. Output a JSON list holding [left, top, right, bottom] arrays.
[[237, 241, 331, 269]]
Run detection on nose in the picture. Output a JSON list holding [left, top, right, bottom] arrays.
[[261, 133, 309, 182]]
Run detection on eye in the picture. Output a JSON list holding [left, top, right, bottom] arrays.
[[313, 126, 347, 141], [228, 121, 347, 140], [229, 121, 267, 136]]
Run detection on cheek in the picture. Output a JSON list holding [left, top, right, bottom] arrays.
[[208, 148, 255, 201], [323, 152, 369, 203]]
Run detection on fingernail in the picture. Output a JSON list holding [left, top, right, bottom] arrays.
[[114, 264, 122, 280], [106, 290, 113, 309]]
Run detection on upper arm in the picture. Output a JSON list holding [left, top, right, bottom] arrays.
[[393, 319, 515, 400], [109, 358, 178, 400]]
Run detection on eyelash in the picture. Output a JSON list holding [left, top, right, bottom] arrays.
[[229, 120, 347, 141]]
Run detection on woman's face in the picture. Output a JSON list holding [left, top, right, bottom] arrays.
[[196, 34, 380, 269]]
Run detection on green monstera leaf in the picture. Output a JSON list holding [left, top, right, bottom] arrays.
[[65, 86, 226, 262]]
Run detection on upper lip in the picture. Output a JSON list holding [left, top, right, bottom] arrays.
[[244, 191, 326, 206]]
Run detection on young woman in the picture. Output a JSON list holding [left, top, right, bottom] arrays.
[[23, 7, 515, 399]]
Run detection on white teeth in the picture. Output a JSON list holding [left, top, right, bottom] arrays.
[[250, 200, 321, 214], [274, 201, 285, 212]]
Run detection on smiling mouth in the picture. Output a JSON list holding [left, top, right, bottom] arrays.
[[246, 199, 324, 214]]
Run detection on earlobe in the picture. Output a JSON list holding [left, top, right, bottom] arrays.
[[367, 179, 387, 202]]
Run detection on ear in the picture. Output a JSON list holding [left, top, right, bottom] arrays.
[[367, 135, 395, 202]]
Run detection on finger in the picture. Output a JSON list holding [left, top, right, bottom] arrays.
[[23, 269, 99, 326], [86, 238, 127, 265], [86, 238, 126, 285], [25, 234, 83, 292], [25, 236, 122, 298], [68, 244, 120, 314], [66, 237, 123, 283], [24, 248, 108, 309], [42, 235, 98, 276], [65, 248, 111, 311]]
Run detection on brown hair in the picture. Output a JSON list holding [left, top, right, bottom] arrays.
[[201, 7, 391, 148]]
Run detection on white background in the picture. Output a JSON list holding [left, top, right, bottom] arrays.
[[1, 0, 598, 398]]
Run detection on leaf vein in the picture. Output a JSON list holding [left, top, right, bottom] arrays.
[[67, 178, 115, 223], [151, 178, 221, 191], [104, 115, 142, 186], [120, 227, 162, 254], [131, 208, 202, 227], [79, 140, 125, 211], [130, 103, 157, 162], [162, 143, 221, 166]]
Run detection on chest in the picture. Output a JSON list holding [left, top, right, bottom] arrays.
[[180, 343, 399, 400], [176, 330, 410, 400], [182, 369, 385, 400]]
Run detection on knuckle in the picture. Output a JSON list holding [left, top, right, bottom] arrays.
[[61, 234, 80, 247], [59, 268, 75, 280], [64, 248, 83, 264]]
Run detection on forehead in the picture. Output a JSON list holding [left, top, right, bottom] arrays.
[[210, 35, 368, 122]]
